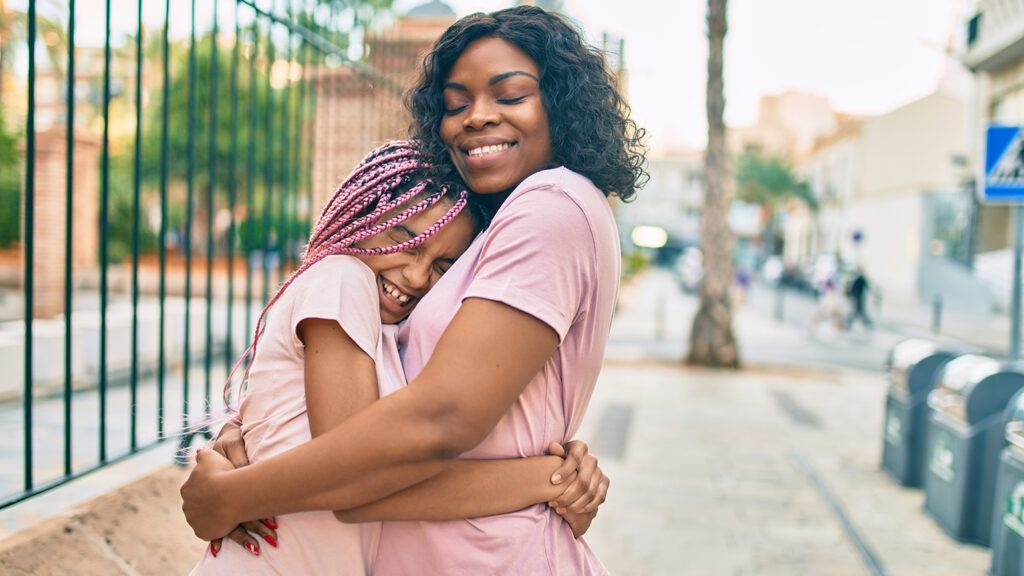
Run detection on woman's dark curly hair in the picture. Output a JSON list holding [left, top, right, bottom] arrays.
[[405, 5, 648, 201]]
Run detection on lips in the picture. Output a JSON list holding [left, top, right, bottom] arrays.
[[378, 276, 417, 317]]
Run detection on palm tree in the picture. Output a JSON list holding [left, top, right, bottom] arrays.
[[687, 0, 739, 368]]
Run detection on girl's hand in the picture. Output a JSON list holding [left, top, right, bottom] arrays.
[[546, 440, 610, 538], [204, 422, 279, 556]]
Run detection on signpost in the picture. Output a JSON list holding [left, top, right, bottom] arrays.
[[984, 125, 1024, 360]]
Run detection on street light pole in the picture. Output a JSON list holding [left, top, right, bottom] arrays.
[[1011, 205, 1023, 361]]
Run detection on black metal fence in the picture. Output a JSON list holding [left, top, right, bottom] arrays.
[[1, 0, 412, 509]]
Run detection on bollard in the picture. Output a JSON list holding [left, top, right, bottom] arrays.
[[774, 283, 784, 322], [932, 295, 943, 335], [655, 289, 666, 341]]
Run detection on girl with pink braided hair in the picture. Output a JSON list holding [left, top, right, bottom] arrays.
[[189, 140, 605, 575]]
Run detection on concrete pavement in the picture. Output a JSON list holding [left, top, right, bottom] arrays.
[[579, 270, 990, 574], [0, 268, 999, 574]]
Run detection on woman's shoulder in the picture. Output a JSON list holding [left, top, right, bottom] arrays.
[[509, 167, 603, 206]]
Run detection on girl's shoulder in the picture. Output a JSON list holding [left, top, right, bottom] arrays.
[[284, 254, 377, 305]]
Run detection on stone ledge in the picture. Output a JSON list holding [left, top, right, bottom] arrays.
[[0, 466, 205, 575]]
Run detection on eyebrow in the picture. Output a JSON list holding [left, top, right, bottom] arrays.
[[394, 225, 418, 239], [442, 70, 539, 92]]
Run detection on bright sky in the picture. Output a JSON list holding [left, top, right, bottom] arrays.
[[431, 0, 967, 152]]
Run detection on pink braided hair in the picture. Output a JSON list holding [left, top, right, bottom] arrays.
[[222, 140, 469, 413]]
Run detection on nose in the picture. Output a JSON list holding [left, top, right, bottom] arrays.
[[463, 98, 500, 131], [402, 257, 433, 293]]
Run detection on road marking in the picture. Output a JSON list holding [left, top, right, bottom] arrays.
[[794, 452, 887, 576]]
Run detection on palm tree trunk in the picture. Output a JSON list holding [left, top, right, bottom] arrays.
[[687, 0, 740, 368]]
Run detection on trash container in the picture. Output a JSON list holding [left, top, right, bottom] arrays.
[[881, 339, 955, 487], [990, 388, 1024, 575], [923, 355, 1024, 546]]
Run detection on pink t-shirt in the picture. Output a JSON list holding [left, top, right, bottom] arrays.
[[190, 255, 406, 576], [375, 168, 619, 575]]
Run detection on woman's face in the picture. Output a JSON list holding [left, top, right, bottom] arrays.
[[355, 202, 476, 324], [440, 37, 552, 195]]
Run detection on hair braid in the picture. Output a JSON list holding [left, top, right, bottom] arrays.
[[222, 140, 474, 413]]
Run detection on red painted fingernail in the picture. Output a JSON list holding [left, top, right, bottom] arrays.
[[262, 534, 278, 548], [262, 518, 278, 529], [210, 543, 219, 558], [244, 542, 260, 556]]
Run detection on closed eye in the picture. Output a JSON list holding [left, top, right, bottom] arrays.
[[498, 96, 527, 105]]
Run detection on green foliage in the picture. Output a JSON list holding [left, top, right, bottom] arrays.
[[734, 148, 817, 211], [621, 250, 651, 282], [0, 104, 20, 248]]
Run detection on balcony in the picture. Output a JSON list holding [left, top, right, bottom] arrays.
[[963, 0, 1024, 72]]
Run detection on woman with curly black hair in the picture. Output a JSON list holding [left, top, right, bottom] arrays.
[[182, 6, 646, 574]]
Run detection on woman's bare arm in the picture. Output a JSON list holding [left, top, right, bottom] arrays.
[[182, 299, 563, 540], [301, 317, 587, 525]]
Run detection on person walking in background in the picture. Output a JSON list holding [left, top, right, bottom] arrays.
[[809, 277, 844, 337], [845, 267, 873, 330]]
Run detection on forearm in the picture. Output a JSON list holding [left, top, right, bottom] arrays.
[[212, 301, 558, 526], [220, 387, 461, 522], [336, 456, 564, 522]]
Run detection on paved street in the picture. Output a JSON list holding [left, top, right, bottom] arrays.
[[581, 269, 991, 575], [0, 268, 1002, 574]]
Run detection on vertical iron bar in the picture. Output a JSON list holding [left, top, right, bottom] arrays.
[[293, 20, 307, 264], [63, 0, 77, 477], [130, 0, 144, 451], [158, 0, 171, 438], [262, 9, 275, 305], [99, 0, 113, 464], [184, 0, 198, 432], [244, 15, 258, 353], [23, 0, 38, 493], [277, 12, 291, 277], [205, 0, 220, 415], [225, 1, 241, 389], [304, 0, 317, 237]]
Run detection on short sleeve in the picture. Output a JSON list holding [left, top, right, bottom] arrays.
[[462, 183, 596, 342], [286, 255, 381, 359]]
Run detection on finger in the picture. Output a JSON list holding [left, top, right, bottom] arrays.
[[210, 539, 222, 558], [242, 519, 278, 548], [552, 474, 587, 509], [582, 478, 609, 514], [564, 440, 589, 470], [546, 441, 565, 458], [568, 468, 602, 512], [262, 517, 278, 530], [214, 426, 251, 470], [226, 526, 261, 557]]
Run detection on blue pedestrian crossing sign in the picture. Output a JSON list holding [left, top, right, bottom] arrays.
[[985, 125, 1024, 203]]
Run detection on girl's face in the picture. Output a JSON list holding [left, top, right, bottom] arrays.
[[355, 201, 476, 324], [440, 37, 552, 195]]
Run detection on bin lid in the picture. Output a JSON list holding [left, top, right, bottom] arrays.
[[889, 339, 937, 371], [938, 354, 1001, 395]]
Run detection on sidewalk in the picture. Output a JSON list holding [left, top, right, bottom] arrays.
[[0, 269, 996, 575], [578, 270, 990, 575]]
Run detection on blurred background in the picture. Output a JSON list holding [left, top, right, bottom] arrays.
[[1, 0, 1022, 574]]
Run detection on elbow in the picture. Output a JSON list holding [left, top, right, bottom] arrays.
[[425, 404, 490, 458], [334, 508, 366, 524]]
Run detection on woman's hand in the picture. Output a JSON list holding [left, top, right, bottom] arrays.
[[546, 441, 609, 539], [181, 448, 243, 541], [201, 422, 279, 557]]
